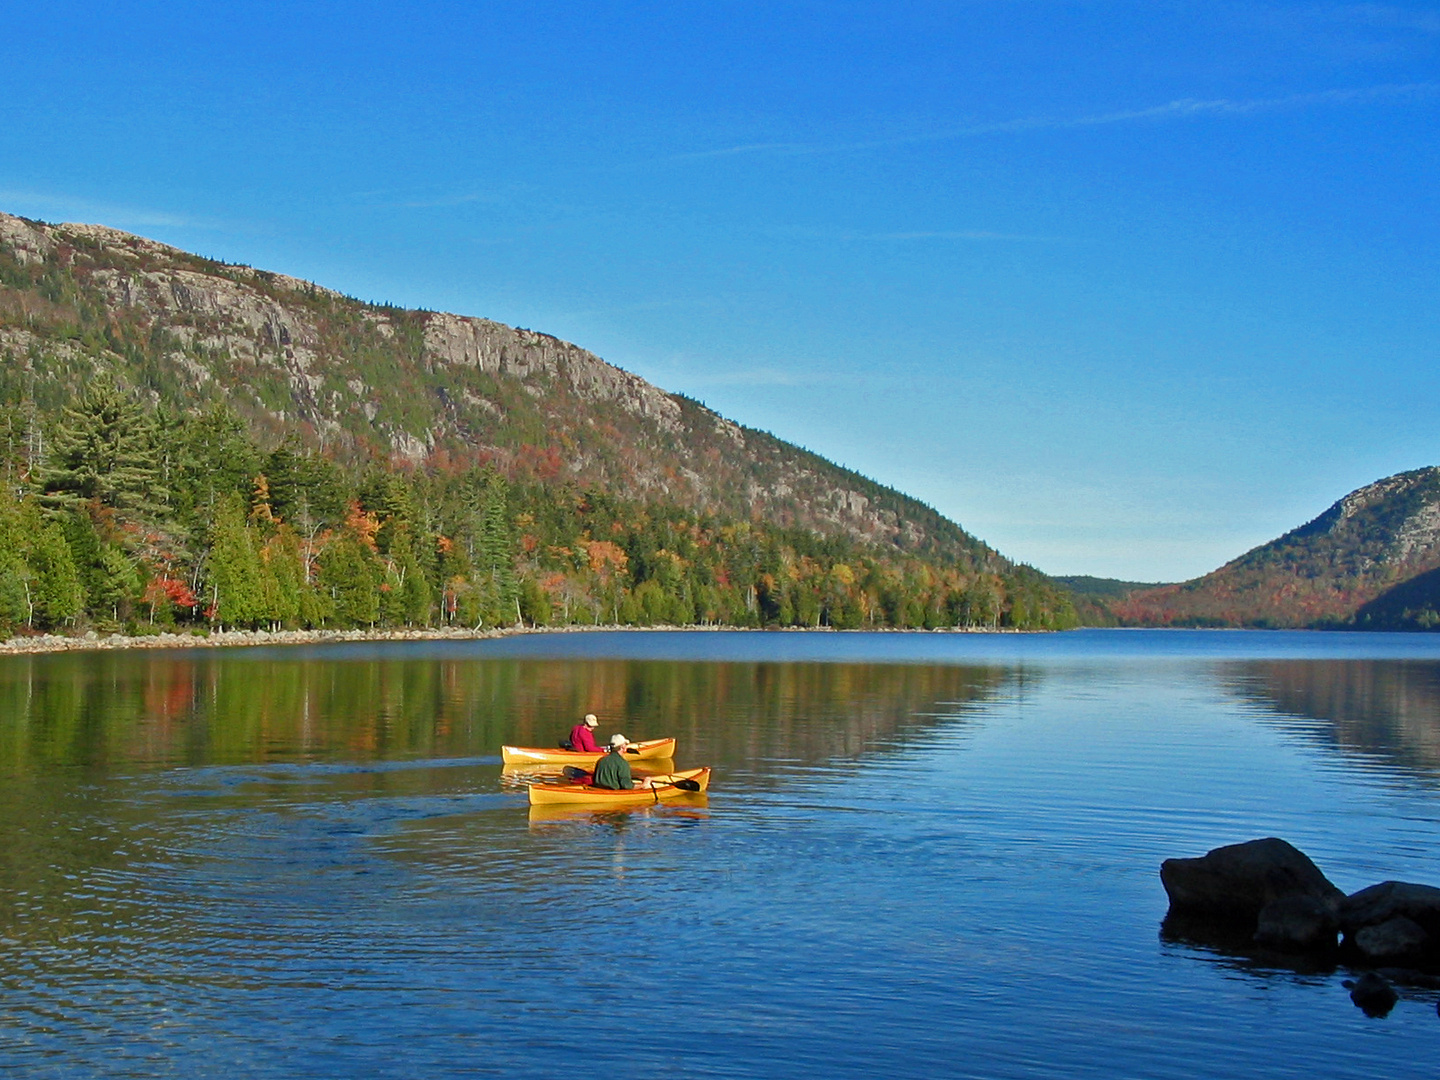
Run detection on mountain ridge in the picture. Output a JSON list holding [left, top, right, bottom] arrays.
[[1112, 467, 1440, 629], [0, 209, 1079, 635], [0, 209, 1004, 567]]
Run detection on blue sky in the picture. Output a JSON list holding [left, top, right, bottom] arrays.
[[2, 1, 1436, 581]]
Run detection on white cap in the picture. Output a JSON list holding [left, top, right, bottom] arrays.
[[584, 713, 598, 727], [609, 733, 629, 747]]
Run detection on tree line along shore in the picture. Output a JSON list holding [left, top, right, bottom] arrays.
[[0, 385, 1079, 641]]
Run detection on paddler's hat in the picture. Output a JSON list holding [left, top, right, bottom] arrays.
[[609, 734, 629, 747], [583, 713, 599, 727]]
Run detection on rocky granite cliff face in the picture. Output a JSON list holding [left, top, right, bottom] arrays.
[[0, 211, 1001, 570], [1113, 468, 1440, 628]]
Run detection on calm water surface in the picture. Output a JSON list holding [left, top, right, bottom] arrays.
[[4, 628, 1440, 1077]]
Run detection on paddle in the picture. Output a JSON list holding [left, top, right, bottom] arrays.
[[561, 765, 702, 792], [646, 772, 703, 792]]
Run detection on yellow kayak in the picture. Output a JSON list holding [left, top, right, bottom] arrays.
[[501, 737, 676, 767], [526, 767, 712, 806]]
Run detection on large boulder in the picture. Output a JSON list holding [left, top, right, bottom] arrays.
[[1160, 838, 1344, 927]]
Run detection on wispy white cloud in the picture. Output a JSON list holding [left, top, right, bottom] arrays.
[[771, 225, 1064, 243], [664, 81, 1440, 163], [398, 191, 507, 209], [0, 189, 221, 231], [865, 229, 1058, 242]]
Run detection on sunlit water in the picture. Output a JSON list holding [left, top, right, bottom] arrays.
[[3, 628, 1440, 1077]]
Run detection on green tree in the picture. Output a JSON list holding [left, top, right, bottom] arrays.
[[206, 495, 267, 628], [0, 486, 32, 629], [260, 527, 306, 628], [473, 473, 517, 626], [42, 382, 166, 519], [26, 513, 84, 628], [319, 534, 380, 627]]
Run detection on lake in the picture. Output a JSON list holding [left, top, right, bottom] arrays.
[[3, 628, 1440, 1078]]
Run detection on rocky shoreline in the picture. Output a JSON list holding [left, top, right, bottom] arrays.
[[0, 625, 528, 654], [0, 622, 1041, 656]]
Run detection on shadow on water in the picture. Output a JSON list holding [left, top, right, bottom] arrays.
[[1159, 911, 1339, 979], [1222, 659, 1440, 786]]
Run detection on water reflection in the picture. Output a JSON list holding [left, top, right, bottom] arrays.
[[0, 651, 1007, 772], [0, 649, 1005, 1017], [1226, 660, 1440, 783]]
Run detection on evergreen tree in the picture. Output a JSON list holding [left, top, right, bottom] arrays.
[[206, 495, 266, 628], [167, 405, 261, 531], [89, 543, 139, 624], [473, 472, 517, 625], [0, 485, 31, 628], [25, 511, 84, 628], [260, 527, 305, 628], [319, 533, 380, 627], [42, 382, 166, 518]]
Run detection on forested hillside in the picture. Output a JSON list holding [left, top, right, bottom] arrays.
[[1111, 468, 1440, 629], [0, 211, 1077, 636]]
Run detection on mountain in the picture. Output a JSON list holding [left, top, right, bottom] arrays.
[[2, 210, 995, 565], [1111, 467, 1440, 629], [0, 210, 1077, 633]]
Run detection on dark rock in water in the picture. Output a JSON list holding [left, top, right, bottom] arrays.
[[1340, 882, 1440, 969], [1353, 916, 1430, 965], [1345, 972, 1398, 1017], [1341, 881, 1440, 935], [1254, 894, 1340, 952], [1160, 838, 1343, 925]]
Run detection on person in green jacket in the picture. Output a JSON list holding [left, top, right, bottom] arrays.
[[592, 734, 640, 790]]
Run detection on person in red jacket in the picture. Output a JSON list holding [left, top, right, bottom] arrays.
[[567, 713, 601, 753]]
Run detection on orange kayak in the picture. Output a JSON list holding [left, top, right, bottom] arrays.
[[526, 767, 712, 806], [501, 737, 676, 767]]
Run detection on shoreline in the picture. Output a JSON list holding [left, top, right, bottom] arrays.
[[0, 622, 1040, 656]]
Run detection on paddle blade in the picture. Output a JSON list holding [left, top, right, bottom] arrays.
[[562, 766, 591, 781], [671, 779, 702, 791]]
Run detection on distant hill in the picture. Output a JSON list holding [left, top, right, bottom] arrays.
[[1054, 575, 1170, 626], [1054, 575, 1166, 600], [1111, 468, 1440, 629]]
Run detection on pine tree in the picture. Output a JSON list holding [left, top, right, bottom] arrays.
[[25, 511, 84, 628], [0, 485, 31, 628], [42, 382, 166, 519], [474, 473, 517, 625], [319, 533, 380, 627], [260, 527, 305, 628], [206, 494, 266, 628]]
